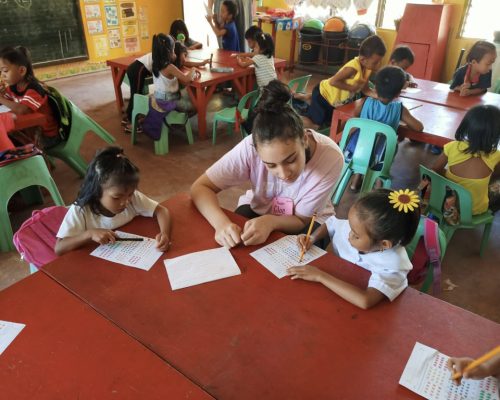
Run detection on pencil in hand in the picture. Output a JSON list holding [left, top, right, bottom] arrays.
[[115, 237, 144, 242], [451, 345, 500, 380], [299, 213, 317, 263]]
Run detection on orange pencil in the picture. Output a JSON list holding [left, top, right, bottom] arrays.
[[299, 213, 316, 262], [452, 345, 500, 380]]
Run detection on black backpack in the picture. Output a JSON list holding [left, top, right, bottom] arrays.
[[43, 84, 72, 141]]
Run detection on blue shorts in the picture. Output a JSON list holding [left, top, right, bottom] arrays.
[[305, 84, 334, 127]]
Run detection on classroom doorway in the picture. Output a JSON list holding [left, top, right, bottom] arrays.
[[183, 0, 219, 50]]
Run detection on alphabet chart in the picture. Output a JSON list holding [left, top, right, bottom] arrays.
[[91, 231, 163, 271], [250, 235, 327, 278], [400, 342, 499, 400], [0, 320, 25, 355]]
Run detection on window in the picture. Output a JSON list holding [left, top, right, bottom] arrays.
[[461, 0, 497, 40], [293, 1, 377, 27], [377, 0, 433, 29]]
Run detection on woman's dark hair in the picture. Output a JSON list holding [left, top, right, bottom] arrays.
[[222, 0, 238, 19], [75, 147, 140, 215], [152, 33, 175, 78], [245, 25, 263, 40], [255, 32, 274, 58], [359, 35, 386, 58], [455, 105, 500, 155], [466, 40, 496, 63], [174, 41, 188, 69], [375, 66, 406, 100], [0, 46, 36, 83], [390, 45, 414, 65], [252, 79, 304, 146], [354, 189, 420, 247], [169, 19, 190, 43]]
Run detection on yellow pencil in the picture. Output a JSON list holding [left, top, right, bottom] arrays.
[[452, 345, 500, 380], [299, 213, 316, 262]]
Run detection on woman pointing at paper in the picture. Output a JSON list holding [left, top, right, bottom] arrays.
[[190, 80, 344, 248]]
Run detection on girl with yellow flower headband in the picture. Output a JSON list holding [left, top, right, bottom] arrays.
[[287, 188, 420, 310]]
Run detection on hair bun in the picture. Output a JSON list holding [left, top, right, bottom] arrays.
[[257, 79, 292, 114]]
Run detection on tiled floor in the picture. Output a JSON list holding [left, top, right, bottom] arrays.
[[1, 69, 499, 323]]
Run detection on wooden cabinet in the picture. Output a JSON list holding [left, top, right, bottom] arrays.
[[394, 4, 452, 81]]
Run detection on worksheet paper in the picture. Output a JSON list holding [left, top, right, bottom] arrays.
[[90, 231, 162, 271], [164, 247, 241, 290], [403, 87, 422, 93], [399, 342, 499, 400], [0, 320, 25, 355], [250, 235, 327, 279], [0, 105, 11, 113]]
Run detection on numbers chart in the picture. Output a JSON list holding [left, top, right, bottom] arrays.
[[400, 342, 499, 400], [250, 235, 327, 278]]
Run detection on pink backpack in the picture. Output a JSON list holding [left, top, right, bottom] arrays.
[[13, 206, 68, 269]]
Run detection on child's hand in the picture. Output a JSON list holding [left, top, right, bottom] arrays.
[[215, 222, 242, 248], [447, 357, 491, 383], [230, 53, 238, 58], [88, 229, 117, 245], [0, 80, 7, 95], [459, 86, 471, 96], [408, 81, 418, 88], [241, 215, 273, 246], [296, 234, 313, 253], [287, 265, 324, 282], [155, 231, 170, 252]]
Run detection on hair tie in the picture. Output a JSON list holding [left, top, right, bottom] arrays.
[[388, 189, 419, 213], [261, 33, 265, 39]]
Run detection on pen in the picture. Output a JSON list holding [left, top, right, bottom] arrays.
[[209, 53, 213, 69], [299, 213, 317, 262], [452, 345, 500, 380], [408, 104, 423, 111], [115, 237, 144, 241]]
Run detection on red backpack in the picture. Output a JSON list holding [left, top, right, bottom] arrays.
[[13, 206, 68, 269]]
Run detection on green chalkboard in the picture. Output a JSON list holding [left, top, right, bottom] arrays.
[[0, 0, 88, 64]]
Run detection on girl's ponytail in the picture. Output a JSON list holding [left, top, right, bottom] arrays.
[[152, 33, 174, 78]]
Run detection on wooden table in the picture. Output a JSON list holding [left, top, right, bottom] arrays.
[[330, 97, 466, 147], [41, 193, 500, 399], [0, 109, 46, 132], [0, 272, 213, 400], [106, 50, 286, 139]]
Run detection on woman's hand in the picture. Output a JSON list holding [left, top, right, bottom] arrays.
[[240, 215, 274, 246], [287, 265, 324, 282], [88, 229, 117, 245], [155, 231, 171, 252], [296, 233, 313, 254], [215, 222, 242, 248]]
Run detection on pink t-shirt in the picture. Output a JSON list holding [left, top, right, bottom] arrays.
[[206, 130, 344, 219]]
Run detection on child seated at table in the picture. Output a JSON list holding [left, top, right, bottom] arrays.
[[169, 19, 203, 50], [206, 0, 240, 52], [236, 33, 276, 88], [389, 45, 417, 89], [450, 40, 496, 97], [231, 25, 263, 58], [432, 105, 500, 215], [0, 46, 60, 150], [346, 66, 424, 190], [301, 35, 386, 130], [288, 188, 420, 309], [55, 146, 171, 256], [448, 351, 500, 384], [174, 42, 210, 69]]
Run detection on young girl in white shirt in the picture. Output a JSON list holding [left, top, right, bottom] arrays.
[[236, 32, 277, 88], [55, 146, 171, 256], [288, 188, 420, 310]]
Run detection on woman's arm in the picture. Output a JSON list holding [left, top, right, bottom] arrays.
[[153, 204, 172, 251], [401, 106, 424, 131], [240, 214, 307, 246]]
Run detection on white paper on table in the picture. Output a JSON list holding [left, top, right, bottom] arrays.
[[433, 83, 452, 91], [0, 320, 25, 355], [0, 105, 11, 113], [250, 235, 327, 279], [90, 231, 162, 271], [164, 247, 241, 290], [403, 87, 421, 93], [399, 342, 499, 400]]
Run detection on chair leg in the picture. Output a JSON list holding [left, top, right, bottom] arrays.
[[332, 169, 352, 205], [479, 222, 492, 257], [212, 120, 218, 145], [0, 205, 14, 252], [131, 113, 138, 144], [184, 118, 194, 145], [155, 124, 169, 155]]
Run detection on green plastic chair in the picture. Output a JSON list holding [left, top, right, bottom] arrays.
[[405, 216, 447, 293], [331, 118, 398, 205], [493, 79, 500, 94], [123, 74, 152, 95], [287, 74, 312, 94], [419, 165, 494, 257], [46, 100, 116, 177], [0, 155, 64, 252], [131, 94, 193, 155], [212, 89, 260, 145]]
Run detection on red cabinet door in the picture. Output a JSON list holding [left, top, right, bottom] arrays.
[[399, 42, 430, 79]]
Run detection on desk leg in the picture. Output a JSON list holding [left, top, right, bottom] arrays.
[[232, 76, 247, 97], [187, 85, 216, 140], [110, 66, 126, 114]]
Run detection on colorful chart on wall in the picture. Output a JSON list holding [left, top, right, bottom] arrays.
[[104, 5, 119, 26], [108, 28, 121, 48], [93, 35, 109, 57], [122, 20, 138, 37], [87, 20, 104, 35], [84, 4, 101, 19], [124, 36, 140, 53], [119, 1, 136, 20]]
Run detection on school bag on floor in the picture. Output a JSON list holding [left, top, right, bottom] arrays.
[[13, 206, 68, 269]]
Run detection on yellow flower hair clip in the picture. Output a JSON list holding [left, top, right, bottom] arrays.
[[388, 189, 420, 213]]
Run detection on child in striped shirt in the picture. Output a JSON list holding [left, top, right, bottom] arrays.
[[236, 32, 276, 88]]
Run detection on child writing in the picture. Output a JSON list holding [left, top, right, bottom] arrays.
[[169, 19, 202, 50], [448, 351, 500, 384], [432, 105, 500, 215], [55, 146, 171, 256], [347, 66, 424, 190], [206, 0, 240, 52], [389, 45, 417, 88], [288, 188, 420, 310], [302, 35, 386, 130], [0, 46, 60, 149], [450, 40, 496, 97], [191, 79, 344, 248], [231, 25, 263, 58], [236, 32, 276, 88], [174, 41, 210, 69]]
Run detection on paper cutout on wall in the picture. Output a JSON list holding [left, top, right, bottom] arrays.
[[93, 35, 109, 57], [122, 20, 138, 37], [124, 36, 140, 53], [85, 4, 101, 19], [108, 29, 121, 48], [104, 5, 119, 26], [120, 1, 136, 20], [87, 20, 104, 35]]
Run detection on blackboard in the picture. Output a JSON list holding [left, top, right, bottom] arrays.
[[0, 0, 88, 65]]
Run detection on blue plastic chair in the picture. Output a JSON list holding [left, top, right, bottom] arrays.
[[331, 118, 398, 205]]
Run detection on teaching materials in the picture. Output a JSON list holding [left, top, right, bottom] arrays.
[[91, 231, 162, 271], [452, 345, 500, 380], [0, 320, 25, 355], [250, 235, 327, 279], [164, 247, 241, 290], [299, 213, 316, 262], [399, 342, 499, 400]]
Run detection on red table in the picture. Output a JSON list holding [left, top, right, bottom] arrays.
[[0, 110, 46, 132], [330, 97, 466, 147], [0, 272, 213, 400], [41, 193, 500, 399]]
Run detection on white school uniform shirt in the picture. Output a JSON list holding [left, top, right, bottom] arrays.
[[252, 54, 277, 88], [57, 191, 158, 238], [325, 216, 413, 301], [137, 53, 153, 73]]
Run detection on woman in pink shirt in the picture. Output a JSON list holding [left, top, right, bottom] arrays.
[[191, 80, 344, 248]]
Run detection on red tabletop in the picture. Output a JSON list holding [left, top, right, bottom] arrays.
[[0, 110, 46, 132], [0, 272, 213, 400], [41, 193, 500, 399]]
